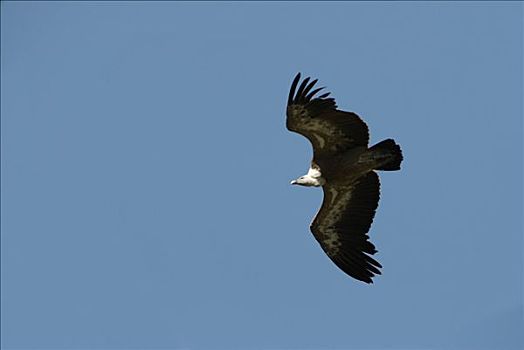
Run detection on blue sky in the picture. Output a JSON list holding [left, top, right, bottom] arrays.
[[1, 2, 522, 349]]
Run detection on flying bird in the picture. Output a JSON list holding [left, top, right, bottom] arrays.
[[286, 73, 403, 283]]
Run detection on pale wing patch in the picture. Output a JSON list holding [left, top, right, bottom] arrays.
[[301, 118, 349, 152], [289, 105, 350, 152], [312, 134, 325, 148], [328, 186, 338, 206], [313, 186, 354, 257]]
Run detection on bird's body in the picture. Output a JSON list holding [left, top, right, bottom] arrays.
[[286, 73, 403, 283]]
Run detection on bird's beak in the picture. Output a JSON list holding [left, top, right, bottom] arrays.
[[290, 180, 298, 185]]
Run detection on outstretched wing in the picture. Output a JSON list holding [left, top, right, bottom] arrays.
[[310, 172, 382, 283], [286, 73, 369, 158]]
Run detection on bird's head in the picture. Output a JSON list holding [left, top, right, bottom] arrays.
[[290, 175, 323, 187]]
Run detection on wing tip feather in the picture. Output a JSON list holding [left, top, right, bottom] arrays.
[[288, 72, 302, 105], [287, 73, 334, 107]]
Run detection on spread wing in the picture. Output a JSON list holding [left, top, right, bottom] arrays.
[[310, 172, 382, 283], [286, 73, 369, 158]]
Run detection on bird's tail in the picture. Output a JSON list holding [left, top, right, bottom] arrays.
[[369, 139, 403, 171]]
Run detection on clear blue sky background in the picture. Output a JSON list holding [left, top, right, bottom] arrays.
[[1, 2, 522, 349]]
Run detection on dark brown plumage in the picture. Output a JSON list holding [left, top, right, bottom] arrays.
[[286, 73, 403, 283]]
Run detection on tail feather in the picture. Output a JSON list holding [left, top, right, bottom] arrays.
[[369, 139, 403, 171]]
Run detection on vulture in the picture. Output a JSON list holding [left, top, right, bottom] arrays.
[[287, 73, 403, 283]]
